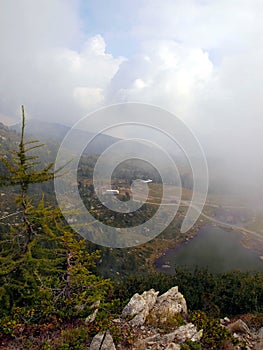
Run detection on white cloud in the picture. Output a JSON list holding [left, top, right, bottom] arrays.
[[1, 0, 263, 195], [115, 0, 263, 151], [107, 40, 214, 119], [0, 0, 263, 171], [0, 1, 124, 124], [73, 87, 104, 109], [132, 0, 263, 53], [83, 35, 107, 56]]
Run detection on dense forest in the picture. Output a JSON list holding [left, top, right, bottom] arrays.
[[1, 109, 263, 349]]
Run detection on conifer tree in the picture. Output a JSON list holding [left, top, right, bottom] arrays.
[[0, 106, 110, 320]]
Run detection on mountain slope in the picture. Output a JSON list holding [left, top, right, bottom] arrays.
[[11, 120, 119, 155]]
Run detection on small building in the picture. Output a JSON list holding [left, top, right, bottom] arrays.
[[106, 189, 119, 195], [139, 179, 152, 183]]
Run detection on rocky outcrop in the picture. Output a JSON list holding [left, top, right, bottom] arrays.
[[134, 323, 202, 349], [148, 286, 187, 325], [90, 286, 201, 350], [121, 289, 159, 326], [89, 287, 263, 349], [121, 286, 187, 327], [221, 318, 263, 350]]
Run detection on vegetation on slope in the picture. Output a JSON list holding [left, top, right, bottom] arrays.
[[0, 108, 263, 349]]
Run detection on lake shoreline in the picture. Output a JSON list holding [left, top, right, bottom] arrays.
[[154, 223, 263, 274]]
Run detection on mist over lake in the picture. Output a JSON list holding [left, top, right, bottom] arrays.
[[156, 225, 263, 274]]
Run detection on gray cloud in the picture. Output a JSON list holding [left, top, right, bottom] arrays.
[[0, 0, 263, 199]]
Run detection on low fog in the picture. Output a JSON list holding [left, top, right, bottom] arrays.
[[1, 0, 263, 208]]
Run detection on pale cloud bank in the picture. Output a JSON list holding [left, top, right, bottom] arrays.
[[1, 0, 263, 191]]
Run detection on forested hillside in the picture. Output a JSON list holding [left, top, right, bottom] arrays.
[[1, 112, 263, 349]]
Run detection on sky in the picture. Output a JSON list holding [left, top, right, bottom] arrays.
[[0, 0, 263, 195]]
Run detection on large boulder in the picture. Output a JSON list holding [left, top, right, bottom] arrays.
[[121, 286, 187, 326], [121, 288, 159, 326], [120, 287, 202, 349], [148, 286, 188, 324]]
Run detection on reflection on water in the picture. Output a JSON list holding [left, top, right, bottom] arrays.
[[155, 225, 263, 274]]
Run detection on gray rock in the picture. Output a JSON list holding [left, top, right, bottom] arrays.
[[134, 323, 202, 349], [89, 332, 116, 350], [148, 286, 188, 324], [121, 286, 188, 327], [220, 316, 231, 325], [120, 287, 204, 349], [85, 309, 98, 324], [143, 333, 161, 343], [191, 329, 203, 342], [254, 327, 263, 350], [162, 323, 202, 344], [90, 300, 100, 309], [258, 327, 263, 340], [227, 319, 250, 334], [121, 289, 159, 326]]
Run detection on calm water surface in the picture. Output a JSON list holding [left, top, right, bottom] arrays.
[[155, 225, 263, 274]]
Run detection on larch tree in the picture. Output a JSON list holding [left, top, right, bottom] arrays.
[[0, 106, 110, 321]]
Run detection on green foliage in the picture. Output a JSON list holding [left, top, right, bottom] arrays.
[[146, 311, 185, 330], [53, 326, 89, 350], [0, 107, 111, 332], [52, 229, 112, 319], [0, 315, 22, 338], [2, 107, 263, 349], [0, 107, 60, 315], [189, 311, 238, 349], [0, 106, 55, 190], [181, 340, 202, 349], [112, 268, 263, 317]]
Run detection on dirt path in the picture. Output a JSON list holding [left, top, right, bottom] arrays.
[[135, 196, 263, 241]]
